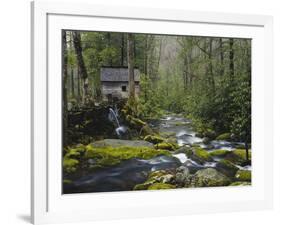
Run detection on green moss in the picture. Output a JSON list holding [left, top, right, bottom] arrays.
[[134, 183, 151, 190], [229, 181, 251, 186], [155, 142, 176, 151], [84, 145, 171, 168], [216, 133, 231, 141], [225, 149, 251, 165], [144, 135, 165, 144], [63, 157, 79, 173], [65, 149, 81, 158], [209, 149, 230, 157], [147, 183, 176, 190], [148, 170, 168, 179], [235, 170, 251, 181], [194, 148, 213, 162], [126, 114, 146, 128], [232, 149, 251, 160]]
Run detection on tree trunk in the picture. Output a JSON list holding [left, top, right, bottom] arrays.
[[107, 33, 113, 66], [183, 55, 188, 91], [208, 38, 215, 90], [77, 66, 81, 103], [71, 67, 75, 98], [127, 33, 135, 99], [62, 30, 68, 145], [72, 31, 89, 104], [219, 38, 224, 76], [121, 33, 125, 66], [229, 38, 234, 79]]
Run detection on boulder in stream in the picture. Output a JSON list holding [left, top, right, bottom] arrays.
[[189, 168, 231, 187], [89, 139, 154, 148]]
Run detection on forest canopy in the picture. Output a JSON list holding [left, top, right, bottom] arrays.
[[63, 30, 251, 145]]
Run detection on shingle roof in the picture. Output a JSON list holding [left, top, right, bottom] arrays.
[[100, 67, 140, 82]]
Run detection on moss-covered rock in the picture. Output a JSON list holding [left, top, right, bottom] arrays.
[[175, 166, 190, 186], [90, 139, 154, 148], [134, 182, 152, 190], [63, 157, 79, 173], [84, 145, 171, 168], [191, 168, 231, 187], [193, 148, 213, 162], [216, 159, 239, 177], [133, 170, 175, 190], [229, 181, 251, 186], [209, 149, 230, 158], [216, 133, 231, 141], [225, 149, 251, 166], [155, 142, 178, 151], [144, 135, 165, 144], [147, 183, 176, 190], [235, 170, 251, 182], [174, 146, 192, 154], [148, 170, 169, 179], [202, 137, 211, 145]]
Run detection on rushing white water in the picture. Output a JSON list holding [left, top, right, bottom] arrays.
[[173, 153, 188, 163]]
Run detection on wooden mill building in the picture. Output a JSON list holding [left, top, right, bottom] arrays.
[[100, 66, 140, 101]]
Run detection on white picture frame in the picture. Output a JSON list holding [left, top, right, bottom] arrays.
[[31, 1, 274, 224]]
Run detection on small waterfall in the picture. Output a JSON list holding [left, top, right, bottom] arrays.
[[108, 108, 120, 127], [108, 107, 128, 138]]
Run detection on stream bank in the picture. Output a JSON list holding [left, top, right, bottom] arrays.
[[63, 113, 251, 194]]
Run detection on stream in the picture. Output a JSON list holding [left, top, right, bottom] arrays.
[[64, 114, 251, 193]]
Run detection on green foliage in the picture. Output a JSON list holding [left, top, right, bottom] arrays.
[[230, 79, 251, 143], [139, 74, 164, 119]]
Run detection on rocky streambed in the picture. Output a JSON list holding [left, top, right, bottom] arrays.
[[63, 114, 251, 194]]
